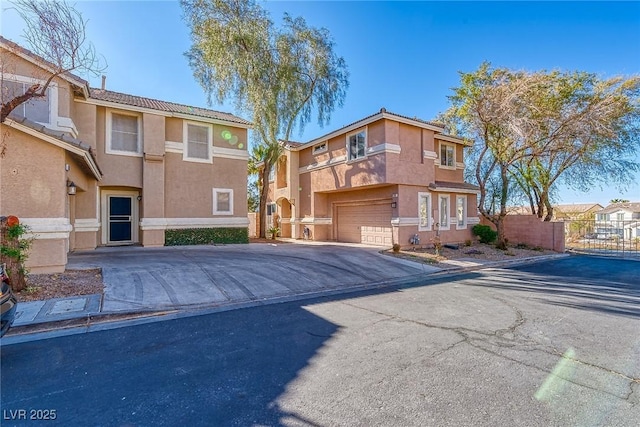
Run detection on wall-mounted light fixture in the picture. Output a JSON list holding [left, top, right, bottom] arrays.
[[137, 195, 142, 201], [391, 202, 397, 208], [67, 181, 77, 195]]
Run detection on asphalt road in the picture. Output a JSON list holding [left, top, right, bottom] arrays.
[[1, 255, 638, 426]]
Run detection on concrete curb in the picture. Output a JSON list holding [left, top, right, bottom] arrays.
[[1, 253, 571, 345]]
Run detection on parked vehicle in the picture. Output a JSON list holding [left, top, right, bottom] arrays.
[[1, 264, 17, 337]]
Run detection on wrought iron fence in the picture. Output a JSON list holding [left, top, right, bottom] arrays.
[[564, 219, 640, 258]]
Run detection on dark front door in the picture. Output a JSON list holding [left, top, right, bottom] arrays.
[[108, 196, 133, 243]]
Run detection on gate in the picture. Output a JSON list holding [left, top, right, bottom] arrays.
[[564, 219, 640, 257]]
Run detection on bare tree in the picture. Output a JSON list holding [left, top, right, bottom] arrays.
[[1, 0, 105, 123]]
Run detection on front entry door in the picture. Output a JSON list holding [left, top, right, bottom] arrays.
[[108, 196, 134, 244]]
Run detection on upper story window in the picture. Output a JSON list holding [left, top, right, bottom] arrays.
[[440, 142, 455, 167], [313, 142, 327, 154], [184, 121, 212, 163], [2, 78, 51, 124], [347, 130, 366, 161], [616, 212, 625, 221], [268, 165, 275, 182], [107, 111, 142, 156], [596, 213, 609, 221]]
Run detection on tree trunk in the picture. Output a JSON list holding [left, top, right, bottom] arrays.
[[258, 160, 272, 239], [495, 219, 507, 250]]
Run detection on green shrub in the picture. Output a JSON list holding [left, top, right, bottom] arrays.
[[165, 227, 249, 246], [472, 224, 497, 244]]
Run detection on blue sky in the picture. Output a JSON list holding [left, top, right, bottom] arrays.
[[1, 1, 639, 206]]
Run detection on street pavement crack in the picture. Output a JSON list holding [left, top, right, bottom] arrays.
[[342, 299, 640, 403]]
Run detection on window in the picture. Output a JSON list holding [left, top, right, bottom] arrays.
[[347, 130, 366, 161], [1, 79, 50, 123], [456, 196, 467, 228], [440, 142, 455, 167], [597, 214, 609, 221], [313, 142, 327, 154], [268, 165, 275, 182], [184, 122, 212, 162], [213, 189, 233, 215], [418, 192, 432, 231], [107, 111, 141, 155], [438, 195, 450, 230], [616, 213, 625, 222]]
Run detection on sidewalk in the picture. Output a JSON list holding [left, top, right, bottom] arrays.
[[4, 251, 569, 340]]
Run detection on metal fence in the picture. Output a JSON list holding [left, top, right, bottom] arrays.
[[564, 219, 640, 258]]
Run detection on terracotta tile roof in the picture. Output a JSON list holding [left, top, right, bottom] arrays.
[[598, 202, 640, 214], [429, 181, 480, 191], [7, 114, 102, 178], [0, 36, 88, 88], [89, 89, 251, 126]]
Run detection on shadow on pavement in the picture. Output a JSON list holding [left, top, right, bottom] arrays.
[[472, 256, 640, 319]]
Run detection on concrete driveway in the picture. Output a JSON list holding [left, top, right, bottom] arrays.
[[68, 242, 436, 312]]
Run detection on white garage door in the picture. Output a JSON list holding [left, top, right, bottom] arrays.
[[337, 203, 393, 246]]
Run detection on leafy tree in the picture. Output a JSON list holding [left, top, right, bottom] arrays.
[[510, 72, 640, 220], [181, 0, 349, 237], [1, 0, 105, 123], [610, 199, 630, 204], [444, 63, 543, 248]]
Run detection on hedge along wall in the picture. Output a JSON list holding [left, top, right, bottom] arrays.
[[165, 228, 249, 246]]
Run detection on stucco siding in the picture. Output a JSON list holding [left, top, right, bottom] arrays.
[[0, 127, 66, 217]]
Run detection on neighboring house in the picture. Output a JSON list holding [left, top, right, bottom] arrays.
[[594, 202, 640, 240], [265, 108, 480, 246], [552, 203, 603, 221], [0, 37, 250, 273]]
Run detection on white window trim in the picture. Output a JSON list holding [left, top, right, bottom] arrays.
[[438, 141, 456, 170], [438, 194, 451, 231], [346, 127, 368, 163], [2, 73, 59, 127], [183, 120, 213, 163], [456, 195, 467, 230], [106, 109, 143, 157], [313, 142, 328, 154], [213, 188, 234, 215], [418, 192, 432, 231]]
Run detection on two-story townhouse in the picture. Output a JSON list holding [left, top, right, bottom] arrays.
[[1, 37, 250, 273], [266, 108, 480, 247], [594, 202, 640, 240]]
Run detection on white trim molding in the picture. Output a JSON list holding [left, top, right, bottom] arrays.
[[467, 217, 481, 225], [299, 155, 347, 174], [74, 218, 100, 232], [367, 143, 401, 155], [21, 218, 72, 240], [165, 141, 248, 161], [391, 217, 420, 226], [140, 217, 250, 230], [298, 217, 333, 225], [423, 150, 437, 160], [56, 116, 79, 139], [433, 186, 481, 195]]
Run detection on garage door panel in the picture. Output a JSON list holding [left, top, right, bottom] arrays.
[[337, 203, 392, 246]]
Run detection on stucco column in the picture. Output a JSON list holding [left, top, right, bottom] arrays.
[[140, 113, 166, 247]]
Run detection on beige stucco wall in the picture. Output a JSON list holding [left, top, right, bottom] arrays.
[[0, 127, 67, 217], [0, 126, 70, 272], [94, 106, 143, 188], [164, 154, 247, 218]]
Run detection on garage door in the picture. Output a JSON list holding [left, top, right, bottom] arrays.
[[337, 203, 393, 246]]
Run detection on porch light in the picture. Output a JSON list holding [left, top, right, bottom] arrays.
[[67, 181, 77, 196], [391, 202, 397, 208]]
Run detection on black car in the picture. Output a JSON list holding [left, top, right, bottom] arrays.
[[1, 264, 17, 337]]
